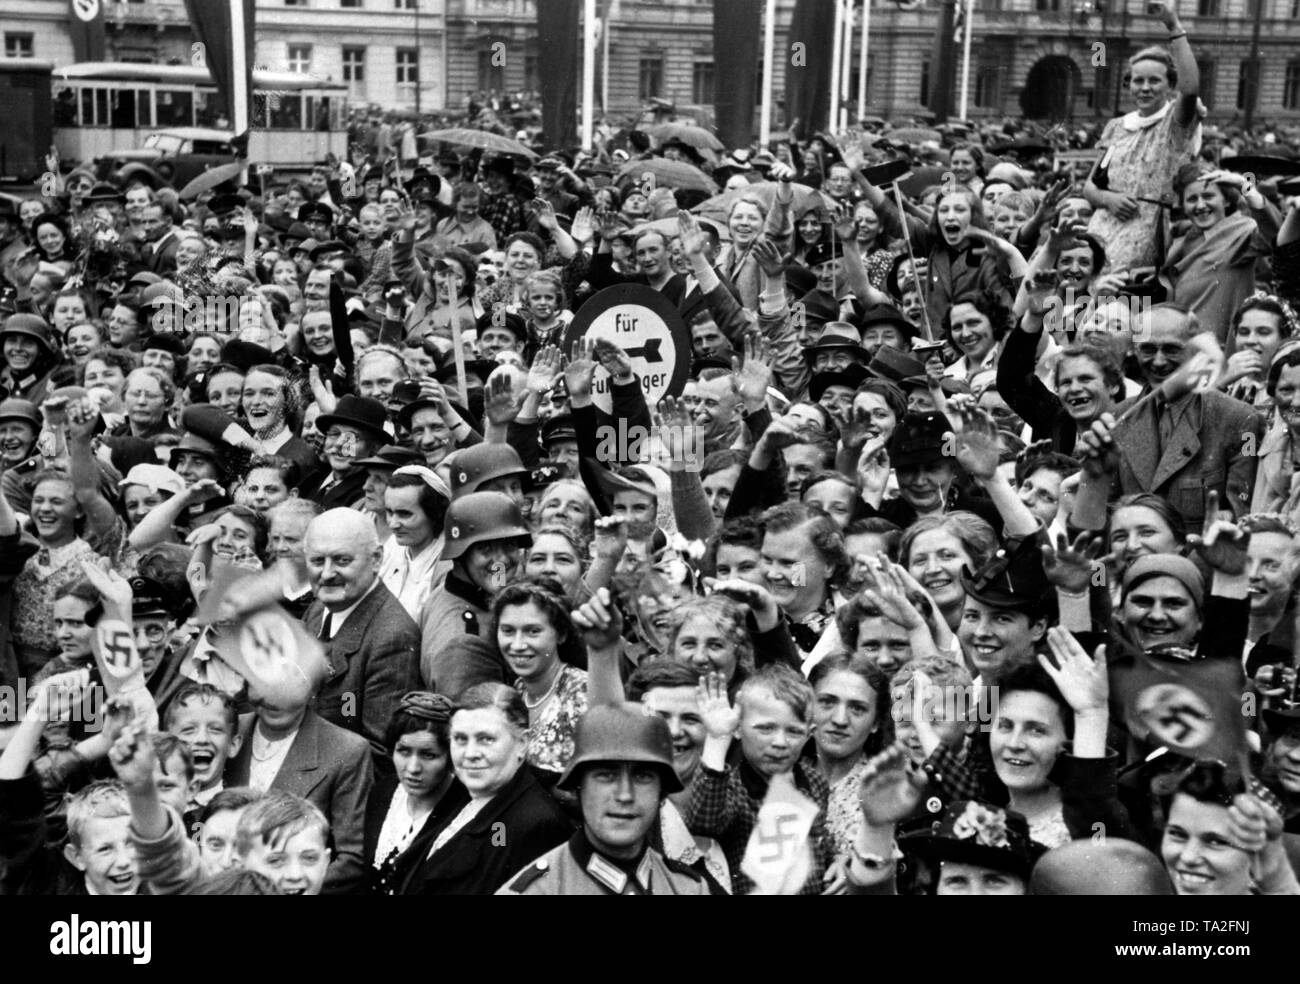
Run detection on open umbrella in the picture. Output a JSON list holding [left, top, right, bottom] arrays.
[[177, 161, 247, 201], [616, 157, 717, 195], [418, 127, 538, 160], [1219, 154, 1300, 177], [647, 122, 725, 153], [897, 165, 946, 198], [115, 162, 167, 190], [692, 182, 835, 224], [630, 214, 731, 243], [990, 137, 1053, 158], [888, 127, 942, 146]]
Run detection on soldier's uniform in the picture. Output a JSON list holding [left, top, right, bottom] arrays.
[[499, 705, 712, 896], [499, 831, 709, 896]]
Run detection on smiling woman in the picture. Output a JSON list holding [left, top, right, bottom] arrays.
[[1160, 762, 1276, 896], [11, 449, 124, 678], [1084, 5, 1201, 273], [396, 683, 571, 895], [491, 579, 589, 777]]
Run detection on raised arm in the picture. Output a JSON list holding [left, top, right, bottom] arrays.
[[531, 198, 579, 262], [952, 407, 1040, 538], [1155, 2, 1200, 126], [58, 397, 117, 544], [571, 587, 625, 706]]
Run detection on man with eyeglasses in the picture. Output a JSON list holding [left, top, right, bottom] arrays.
[[1074, 303, 1263, 527], [126, 574, 191, 704], [299, 395, 390, 510]]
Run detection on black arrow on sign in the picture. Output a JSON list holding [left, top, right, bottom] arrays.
[[623, 338, 663, 363]]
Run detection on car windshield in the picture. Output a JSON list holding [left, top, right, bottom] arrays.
[[144, 133, 186, 154]]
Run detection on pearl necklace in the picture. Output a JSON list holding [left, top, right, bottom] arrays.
[[522, 663, 563, 710]]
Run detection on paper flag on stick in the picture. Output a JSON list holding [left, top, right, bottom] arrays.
[[1113, 652, 1249, 767], [741, 773, 819, 895], [214, 605, 329, 709], [92, 619, 159, 733], [195, 553, 268, 625]]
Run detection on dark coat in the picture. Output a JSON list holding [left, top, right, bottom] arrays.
[[225, 709, 374, 895], [304, 582, 422, 769], [298, 464, 368, 510], [395, 764, 572, 896], [363, 771, 470, 894], [0, 771, 88, 895]]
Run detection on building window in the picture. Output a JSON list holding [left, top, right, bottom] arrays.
[[284, 0, 306, 6], [341, 0, 361, 6], [1236, 58, 1255, 110], [524, 52, 539, 92], [287, 44, 313, 75], [396, 48, 419, 104], [639, 56, 664, 101], [477, 48, 505, 93], [920, 60, 930, 107], [1196, 0, 1219, 15], [342, 46, 366, 100], [692, 61, 714, 105], [1196, 57, 1216, 109], [1035, 0, 1062, 10], [974, 64, 1000, 108], [1244, 0, 1262, 16], [1284, 60, 1300, 110], [4, 33, 34, 58], [396, 0, 417, 7]]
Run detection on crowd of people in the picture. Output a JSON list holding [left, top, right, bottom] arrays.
[[4, 4, 1300, 897]]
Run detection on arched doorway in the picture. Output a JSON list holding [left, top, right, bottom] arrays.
[[1020, 55, 1081, 121]]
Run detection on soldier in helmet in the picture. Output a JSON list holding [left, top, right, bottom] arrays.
[[498, 704, 710, 895], [448, 442, 528, 511], [418, 491, 531, 693]]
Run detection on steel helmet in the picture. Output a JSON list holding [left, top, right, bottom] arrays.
[[449, 443, 527, 498], [556, 704, 683, 794], [442, 490, 531, 560]]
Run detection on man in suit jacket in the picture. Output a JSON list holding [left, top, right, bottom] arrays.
[[299, 395, 389, 510], [139, 203, 180, 276], [303, 508, 422, 771], [225, 708, 374, 895], [1108, 304, 1263, 527]]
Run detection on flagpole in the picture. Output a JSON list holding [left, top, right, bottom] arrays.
[[857, 0, 870, 123], [760, 0, 776, 146], [582, 0, 597, 150], [829, 0, 843, 133], [958, 0, 973, 121], [839, 0, 853, 130], [231, 0, 248, 137], [602, 9, 611, 113]]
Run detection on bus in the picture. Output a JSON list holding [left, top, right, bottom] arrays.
[[0, 59, 53, 182], [51, 62, 348, 173]]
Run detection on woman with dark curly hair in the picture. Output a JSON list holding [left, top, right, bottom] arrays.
[[943, 293, 1015, 382], [240, 363, 318, 478], [365, 691, 467, 895], [28, 213, 77, 272], [490, 578, 590, 778], [1221, 294, 1293, 410]]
